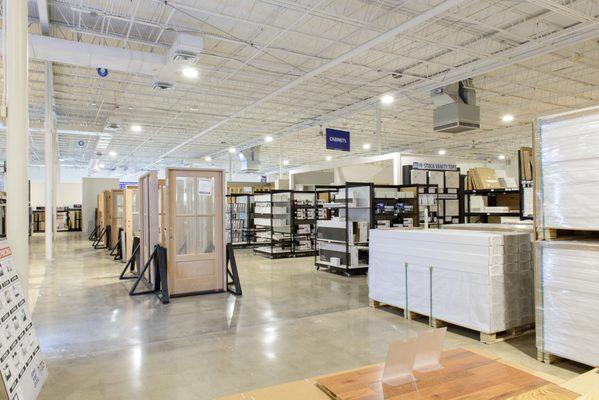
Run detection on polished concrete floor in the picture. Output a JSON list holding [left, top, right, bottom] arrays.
[[28, 233, 587, 399]]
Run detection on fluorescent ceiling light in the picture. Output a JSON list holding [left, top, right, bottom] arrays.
[[325, 156, 332, 161], [438, 149, 446, 155], [498, 154, 506, 160], [362, 143, 371, 150], [283, 160, 289, 166], [204, 156, 212, 162], [381, 94, 394, 105], [228, 147, 236, 153], [130, 124, 142, 132], [501, 114, 514, 123], [264, 136, 273, 143], [109, 151, 117, 157], [182, 66, 199, 79]]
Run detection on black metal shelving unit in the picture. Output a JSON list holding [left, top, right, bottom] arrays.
[[253, 190, 293, 258], [314, 182, 372, 277], [464, 187, 521, 222], [226, 193, 254, 248], [291, 190, 318, 257], [518, 148, 534, 220], [371, 184, 420, 229]]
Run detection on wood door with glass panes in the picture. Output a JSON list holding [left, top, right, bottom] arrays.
[[111, 189, 125, 249], [104, 190, 112, 247], [167, 168, 225, 296], [139, 172, 159, 281], [124, 186, 139, 261], [97, 193, 104, 230]]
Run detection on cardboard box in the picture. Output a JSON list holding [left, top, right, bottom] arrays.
[[469, 168, 501, 190]]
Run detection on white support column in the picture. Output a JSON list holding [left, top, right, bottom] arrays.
[[392, 153, 402, 185], [5, 0, 30, 295], [44, 62, 55, 260]]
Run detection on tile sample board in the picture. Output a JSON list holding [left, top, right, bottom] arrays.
[[316, 349, 577, 400], [0, 242, 47, 400]]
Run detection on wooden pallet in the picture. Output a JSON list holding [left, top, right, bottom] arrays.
[[536, 227, 599, 241], [536, 348, 562, 364], [369, 300, 533, 344]]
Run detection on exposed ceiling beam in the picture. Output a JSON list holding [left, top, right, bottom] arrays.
[[36, 0, 50, 35], [154, 0, 470, 162]]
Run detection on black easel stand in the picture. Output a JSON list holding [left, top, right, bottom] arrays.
[[93, 226, 109, 249], [111, 228, 124, 260], [120, 237, 140, 280], [226, 243, 242, 295], [129, 244, 169, 304], [88, 224, 100, 241]]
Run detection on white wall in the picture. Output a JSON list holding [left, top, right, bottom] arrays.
[[30, 182, 82, 208], [81, 178, 120, 234], [334, 161, 393, 184]]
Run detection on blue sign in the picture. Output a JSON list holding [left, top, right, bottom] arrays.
[[326, 128, 350, 152], [119, 182, 138, 189]]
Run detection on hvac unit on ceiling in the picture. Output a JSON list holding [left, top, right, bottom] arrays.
[[431, 79, 480, 133], [167, 33, 204, 64]]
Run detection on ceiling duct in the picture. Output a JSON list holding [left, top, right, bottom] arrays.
[[239, 147, 261, 173], [167, 33, 204, 64], [431, 79, 480, 133]]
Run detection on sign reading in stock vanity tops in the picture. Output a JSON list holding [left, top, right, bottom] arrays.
[[0, 242, 47, 400], [326, 128, 351, 152]]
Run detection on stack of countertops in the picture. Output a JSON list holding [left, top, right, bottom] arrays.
[[536, 240, 599, 366], [369, 229, 533, 333], [537, 109, 599, 229]]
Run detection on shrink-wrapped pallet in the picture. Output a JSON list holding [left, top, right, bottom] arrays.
[[535, 240, 599, 366], [536, 107, 599, 230], [369, 229, 533, 334]]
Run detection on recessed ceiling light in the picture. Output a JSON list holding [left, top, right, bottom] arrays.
[[130, 124, 142, 132], [325, 156, 332, 161], [438, 149, 446, 155], [109, 151, 117, 157], [362, 143, 371, 150], [189, 106, 199, 112], [228, 147, 236, 154], [381, 94, 394, 105], [264, 136, 273, 143], [93, 166, 99, 171], [283, 160, 289, 166], [99, 163, 105, 168], [204, 156, 212, 162], [501, 114, 514, 123], [498, 154, 506, 160], [182, 66, 199, 79]]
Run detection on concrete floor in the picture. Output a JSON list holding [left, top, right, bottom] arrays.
[[27, 233, 587, 400]]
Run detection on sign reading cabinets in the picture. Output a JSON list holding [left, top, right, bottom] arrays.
[[326, 128, 350, 152], [0, 241, 47, 400]]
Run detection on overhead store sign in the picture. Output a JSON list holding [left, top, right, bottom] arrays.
[[326, 128, 350, 152], [412, 162, 457, 171]]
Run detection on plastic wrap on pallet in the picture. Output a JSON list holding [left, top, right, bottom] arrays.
[[369, 229, 533, 334], [536, 107, 599, 230], [535, 240, 599, 366]]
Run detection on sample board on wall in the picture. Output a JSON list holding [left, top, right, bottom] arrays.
[[0, 242, 47, 400]]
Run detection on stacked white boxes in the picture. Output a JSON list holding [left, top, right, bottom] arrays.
[[535, 240, 599, 366], [535, 106, 599, 366], [369, 229, 533, 333]]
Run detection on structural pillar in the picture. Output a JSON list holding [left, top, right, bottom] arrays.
[[44, 62, 55, 260], [5, 0, 30, 295]]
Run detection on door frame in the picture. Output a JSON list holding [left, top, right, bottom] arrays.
[[124, 185, 138, 261], [139, 171, 159, 281], [166, 168, 226, 296]]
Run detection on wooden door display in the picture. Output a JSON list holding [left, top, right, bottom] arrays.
[[166, 168, 225, 296], [110, 189, 125, 249], [104, 190, 112, 247], [97, 193, 104, 231], [139, 172, 159, 282], [124, 186, 139, 261]]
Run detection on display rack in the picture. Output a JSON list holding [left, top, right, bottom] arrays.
[[464, 188, 522, 222], [291, 191, 317, 257], [31, 206, 82, 233], [226, 193, 254, 247], [314, 183, 372, 276], [372, 185, 421, 229], [0, 192, 5, 238], [254, 190, 293, 258], [518, 147, 534, 220], [402, 164, 463, 225]]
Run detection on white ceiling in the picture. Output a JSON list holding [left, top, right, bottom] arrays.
[[2, 0, 599, 176]]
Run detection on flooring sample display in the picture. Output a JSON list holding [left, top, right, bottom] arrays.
[[369, 229, 533, 333], [316, 349, 578, 400], [536, 240, 599, 367]]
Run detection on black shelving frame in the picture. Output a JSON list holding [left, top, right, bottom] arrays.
[[464, 187, 521, 222], [291, 190, 318, 257], [253, 190, 294, 258], [226, 193, 254, 248], [518, 149, 534, 220], [371, 184, 420, 229], [314, 182, 372, 277]]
